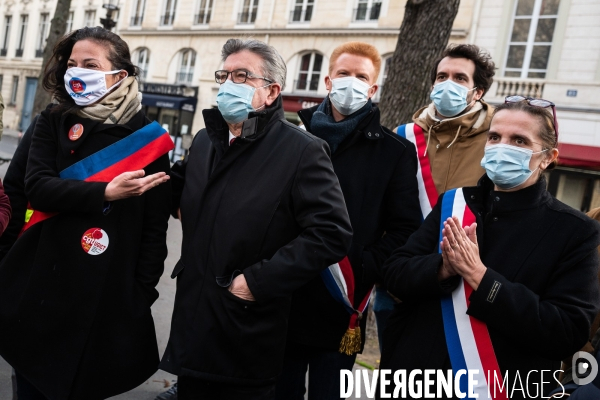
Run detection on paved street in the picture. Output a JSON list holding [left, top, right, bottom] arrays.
[[0, 128, 372, 399]]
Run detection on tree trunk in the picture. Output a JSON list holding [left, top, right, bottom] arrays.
[[32, 0, 72, 117], [379, 0, 461, 129]]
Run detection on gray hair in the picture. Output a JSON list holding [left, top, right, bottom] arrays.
[[221, 38, 287, 90]]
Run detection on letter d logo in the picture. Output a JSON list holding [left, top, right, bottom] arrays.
[[572, 351, 599, 385]]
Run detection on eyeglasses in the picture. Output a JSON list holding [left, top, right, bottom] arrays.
[[215, 69, 273, 85], [505, 95, 559, 141]]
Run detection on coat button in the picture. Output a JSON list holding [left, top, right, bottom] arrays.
[[375, 132, 380, 137], [367, 132, 372, 137], [495, 196, 500, 201], [244, 306, 248, 309], [493, 217, 498, 222], [470, 195, 475, 199]]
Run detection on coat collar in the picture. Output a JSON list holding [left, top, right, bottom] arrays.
[[298, 101, 386, 145], [203, 94, 285, 152]]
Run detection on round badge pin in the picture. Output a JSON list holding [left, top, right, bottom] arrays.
[[69, 123, 84, 141], [81, 228, 109, 255]]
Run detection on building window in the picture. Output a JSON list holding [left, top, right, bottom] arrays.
[[131, 0, 146, 27], [176, 49, 195, 85], [353, 0, 382, 22], [194, 0, 213, 25], [66, 11, 74, 33], [84, 10, 96, 27], [10, 76, 18, 105], [238, 0, 259, 24], [295, 52, 322, 92], [161, 0, 178, 26], [504, 0, 559, 79], [1, 16, 11, 57], [15, 15, 27, 58], [290, 0, 313, 23], [135, 48, 150, 80], [36, 13, 50, 58]]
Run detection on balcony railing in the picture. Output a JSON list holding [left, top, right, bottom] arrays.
[[353, 4, 382, 22], [35, 49, 43, 58], [494, 77, 545, 99], [294, 79, 319, 92], [194, 10, 211, 25], [0, 48, 6, 57], [289, 8, 313, 23], [15, 48, 23, 57], [237, 11, 257, 24], [130, 14, 144, 26], [175, 72, 194, 85], [160, 13, 175, 26]]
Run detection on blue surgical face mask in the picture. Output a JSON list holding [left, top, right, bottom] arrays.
[[480, 143, 548, 190], [430, 80, 476, 118], [329, 77, 372, 116], [216, 80, 267, 124]]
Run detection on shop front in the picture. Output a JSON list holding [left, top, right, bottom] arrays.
[[140, 82, 199, 161], [282, 94, 324, 124]]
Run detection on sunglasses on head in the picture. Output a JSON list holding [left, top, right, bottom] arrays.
[[505, 95, 559, 142]]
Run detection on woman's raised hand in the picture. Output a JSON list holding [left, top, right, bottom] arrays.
[[441, 217, 487, 290], [104, 170, 170, 201]]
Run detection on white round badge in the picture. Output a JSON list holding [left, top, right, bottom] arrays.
[[81, 228, 109, 255]]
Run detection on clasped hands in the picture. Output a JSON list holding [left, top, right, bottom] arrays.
[[438, 216, 487, 290]]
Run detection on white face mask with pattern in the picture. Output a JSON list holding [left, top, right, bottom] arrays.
[[64, 67, 127, 106]]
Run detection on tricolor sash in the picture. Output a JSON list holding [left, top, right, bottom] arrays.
[[439, 188, 507, 399], [21, 121, 174, 234], [396, 123, 438, 218], [321, 257, 373, 355]]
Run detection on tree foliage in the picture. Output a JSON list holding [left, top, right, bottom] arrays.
[[32, 0, 72, 117], [379, 0, 461, 129]]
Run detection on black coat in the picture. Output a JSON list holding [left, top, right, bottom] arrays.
[[0, 114, 37, 260], [0, 107, 171, 400], [380, 176, 600, 399], [159, 96, 352, 385], [285, 104, 421, 351]]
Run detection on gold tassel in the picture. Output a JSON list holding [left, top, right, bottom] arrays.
[[338, 326, 362, 356]]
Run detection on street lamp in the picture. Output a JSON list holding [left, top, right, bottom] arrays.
[[100, 0, 120, 31]]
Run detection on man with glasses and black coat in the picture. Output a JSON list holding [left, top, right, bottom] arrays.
[[159, 39, 352, 400]]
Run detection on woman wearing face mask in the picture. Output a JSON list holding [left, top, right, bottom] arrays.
[[0, 27, 172, 400], [378, 97, 600, 400]]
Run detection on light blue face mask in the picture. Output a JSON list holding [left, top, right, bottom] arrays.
[[216, 80, 266, 124], [480, 143, 548, 190], [430, 80, 475, 118], [329, 77, 372, 116]]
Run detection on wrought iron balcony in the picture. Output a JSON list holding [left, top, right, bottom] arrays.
[[0, 48, 6, 57], [175, 72, 194, 85], [15, 48, 23, 57], [130, 14, 144, 26], [160, 13, 175, 26], [194, 11, 211, 25], [35, 49, 43, 58], [237, 11, 257, 24], [294, 79, 319, 92], [289, 8, 313, 23], [353, 4, 382, 22]]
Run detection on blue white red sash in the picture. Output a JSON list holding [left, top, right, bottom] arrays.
[[396, 123, 438, 218], [439, 188, 507, 399], [321, 257, 373, 355], [21, 121, 174, 233]]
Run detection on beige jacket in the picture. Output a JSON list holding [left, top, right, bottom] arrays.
[[412, 100, 494, 194]]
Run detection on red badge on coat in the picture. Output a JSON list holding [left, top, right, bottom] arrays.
[[69, 123, 84, 141], [81, 228, 109, 255]]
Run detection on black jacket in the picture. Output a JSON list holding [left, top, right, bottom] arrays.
[[0, 114, 37, 260], [285, 104, 421, 351], [380, 176, 600, 399], [0, 107, 171, 400], [159, 96, 352, 385]]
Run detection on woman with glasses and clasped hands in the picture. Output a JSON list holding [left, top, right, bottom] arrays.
[[377, 97, 600, 400], [0, 27, 172, 400]]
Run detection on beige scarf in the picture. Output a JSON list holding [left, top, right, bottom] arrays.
[[76, 76, 142, 125]]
